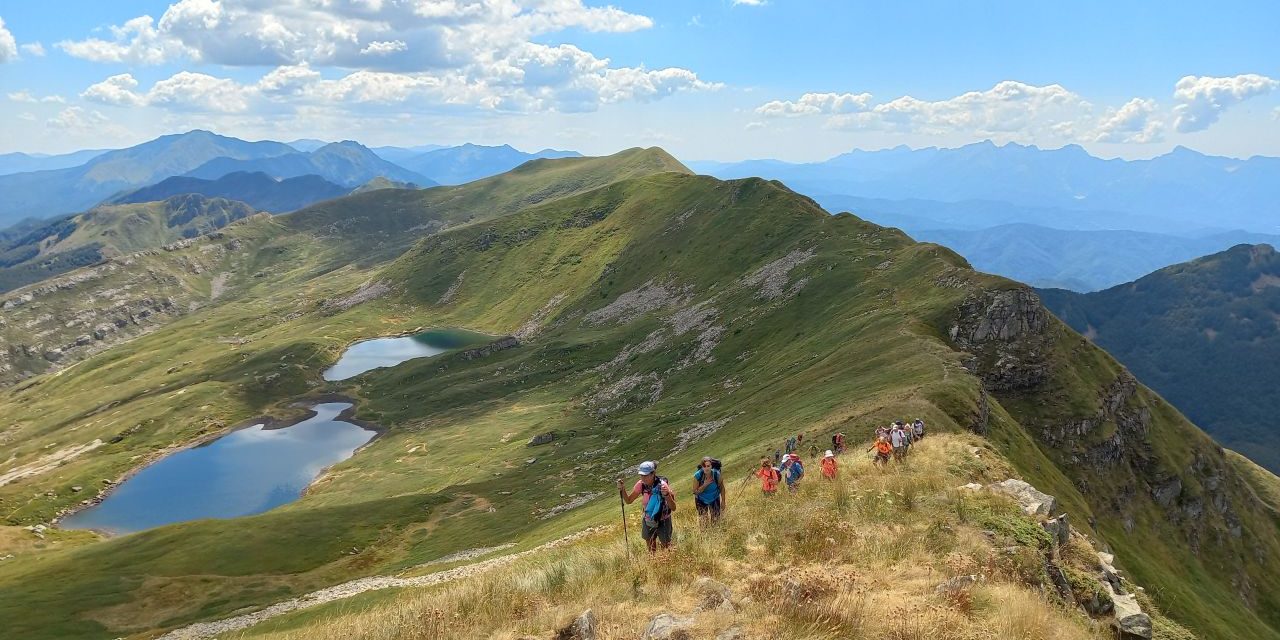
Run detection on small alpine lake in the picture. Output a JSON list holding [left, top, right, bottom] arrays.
[[323, 328, 493, 381], [60, 403, 376, 535]]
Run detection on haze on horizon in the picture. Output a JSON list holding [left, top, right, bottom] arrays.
[[0, 0, 1278, 162]]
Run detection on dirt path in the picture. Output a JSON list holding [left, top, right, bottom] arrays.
[[156, 527, 606, 639]]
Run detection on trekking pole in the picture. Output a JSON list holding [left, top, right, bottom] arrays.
[[618, 479, 632, 559]]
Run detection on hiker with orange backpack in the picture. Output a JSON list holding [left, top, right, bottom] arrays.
[[757, 457, 781, 495], [820, 450, 838, 479]]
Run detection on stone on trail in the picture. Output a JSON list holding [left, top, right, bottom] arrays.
[[693, 577, 733, 612], [556, 608, 597, 640], [988, 479, 1058, 516], [640, 613, 693, 640], [1042, 514, 1070, 548]]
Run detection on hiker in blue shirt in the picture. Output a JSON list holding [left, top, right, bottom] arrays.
[[781, 453, 804, 491], [692, 456, 726, 524], [618, 461, 676, 552]]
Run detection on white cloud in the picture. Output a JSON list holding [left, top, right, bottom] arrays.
[[20, 42, 45, 57], [1172, 74, 1278, 133], [1093, 98, 1163, 143], [757, 92, 873, 117], [64, 1, 713, 116], [360, 40, 407, 56], [46, 107, 108, 131], [17, 112, 36, 121], [0, 17, 17, 62], [7, 89, 65, 103], [732, 0, 767, 5], [745, 121, 765, 131], [82, 74, 147, 107]]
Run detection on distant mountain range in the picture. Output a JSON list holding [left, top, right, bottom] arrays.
[[1039, 243, 1280, 473], [0, 194, 257, 293], [693, 142, 1280, 234], [0, 149, 110, 175], [910, 223, 1280, 291], [110, 171, 349, 213], [183, 141, 435, 188], [397, 143, 581, 185], [0, 131, 294, 224]]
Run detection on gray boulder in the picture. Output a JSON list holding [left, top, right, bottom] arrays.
[[1104, 581, 1151, 639], [693, 577, 733, 612], [556, 608, 597, 640], [988, 479, 1058, 516], [640, 613, 693, 640], [1042, 514, 1070, 548]]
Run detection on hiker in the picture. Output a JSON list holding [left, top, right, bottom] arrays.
[[782, 453, 804, 491], [868, 436, 893, 466], [912, 419, 925, 441], [900, 420, 914, 453], [618, 460, 676, 553], [832, 432, 846, 455], [875, 424, 890, 441], [784, 435, 797, 455], [773, 449, 782, 466], [820, 450, 838, 479], [692, 456, 726, 523], [808, 444, 819, 459], [890, 424, 906, 462], [757, 457, 781, 495]]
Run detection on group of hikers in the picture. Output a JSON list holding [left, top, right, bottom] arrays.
[[617, 419, 926, 552]]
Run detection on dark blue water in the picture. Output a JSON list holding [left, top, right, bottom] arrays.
[[323, 329, 489, 381], [60, 403, 374, 535]]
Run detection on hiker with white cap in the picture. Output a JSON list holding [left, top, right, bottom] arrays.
[[820, 450, 838, 480], [781, 453, 804, 491], [618, 460, 676, 552]]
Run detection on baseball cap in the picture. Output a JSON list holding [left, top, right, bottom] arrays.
[[637, 461, 656, 475]]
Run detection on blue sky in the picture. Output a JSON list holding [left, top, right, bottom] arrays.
[[0, 0, 1277, 160]]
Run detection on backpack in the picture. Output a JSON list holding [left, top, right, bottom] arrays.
[[642, 476, 672, 524]]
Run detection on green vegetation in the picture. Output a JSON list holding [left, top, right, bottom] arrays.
[[1039, 243, 1280, 472], [0, 150, 1277, 640]]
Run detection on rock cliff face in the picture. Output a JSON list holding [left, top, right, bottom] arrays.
[[947, 281, 1277, 620], [0, 233, 247, 385]]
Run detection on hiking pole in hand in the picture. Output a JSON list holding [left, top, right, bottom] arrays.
[[617, 478, 632, 559]]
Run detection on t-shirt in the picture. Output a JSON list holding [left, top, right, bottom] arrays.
[[890, 429, 904, 447], [785, 461, 804, 484], [757, 467, 779, 492], [693, 468, 721, 504], [875, 441, 893, 454], [633, 479, 674, 520], [821, 457, 837, 478]]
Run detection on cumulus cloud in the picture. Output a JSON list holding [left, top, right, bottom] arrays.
[[1093, 98, 1163, 143], [0, 16, 17, 62], [20, 42, 44, 57], [7, 89, 65, 103], [47, 107, 108, 131], [1172, 73, 1278, 133], [756, 92, 873, 117], [64, 1, 713, 116], [81, 74, 147, 106], [755, 81, 1183, 145]]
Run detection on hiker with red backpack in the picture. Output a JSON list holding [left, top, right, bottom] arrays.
[[692, 456, 726, 523], [618, 460, 676, 553], [757, 457, 781, 495]]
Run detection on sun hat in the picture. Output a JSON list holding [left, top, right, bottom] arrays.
[[824, 450, 834, 458], [638, 461, 656, 475]]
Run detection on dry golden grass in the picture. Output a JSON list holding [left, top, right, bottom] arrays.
[[234, 435, 1107, 640]]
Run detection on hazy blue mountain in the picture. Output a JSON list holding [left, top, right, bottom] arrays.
[[0, 130, 295, 225], [110, 171, 349, 213], [1039, 244, 1280, 472], [184, 141, 434, 187], [815, 194, 1190, 233], [0, 149, 111, 175], [913, 223, 1280, 291], [285, 139, 331, 152], [398, 143, 581, 184], [692, 142, 1280, 234], [369, 143, 447, 163]]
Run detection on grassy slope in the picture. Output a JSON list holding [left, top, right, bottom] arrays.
[[234, 435, 1171, 640], [0, 155, 1276, 638]]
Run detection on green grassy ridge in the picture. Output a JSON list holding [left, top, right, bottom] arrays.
[[1038, 243, 1280, 473], [0, 151, 1277, 638]]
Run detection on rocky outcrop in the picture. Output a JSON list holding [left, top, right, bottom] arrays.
[[527, 431, 557, 446], [459, 336, 519, 360], [950, 288, 1052, 391], [556, 609, 597, 640], [989, 479, 1058, 516], [640, 613, 692, 640]]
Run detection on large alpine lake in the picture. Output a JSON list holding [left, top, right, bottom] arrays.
[[323, 328, 492, 381], [60, 403, 375, 535]]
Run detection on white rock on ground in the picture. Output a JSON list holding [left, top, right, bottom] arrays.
[[1103, 581, 1152, 640], [988, 478, 1058, 516], [640, 613, 694, 640]]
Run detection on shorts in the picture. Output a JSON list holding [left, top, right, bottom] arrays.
[[696, 499, 722, 520], [641, 517, 673, 544], [875, 452, 890, 463], [894, 446, 906, 456]]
